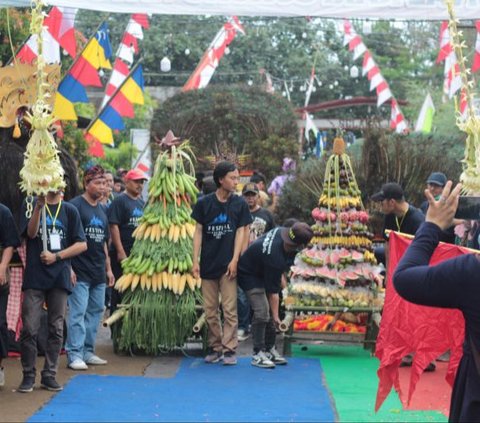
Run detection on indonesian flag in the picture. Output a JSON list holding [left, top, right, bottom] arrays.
[[390, 99, 408, 133], [182, 17, 245, 91], [472, 21, 480, 73], [368, 66, 383, 91], [436, 21, 452, 64], [459, 88, 468, 119], [444, 53, 462, 99], [375, 231, 465, 412], [376, 80, 392, 107], [16, 7, 77, 64]]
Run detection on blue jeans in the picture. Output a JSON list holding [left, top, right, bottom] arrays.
[[237, 286, 251, 332], [66, 281, 105, 363]]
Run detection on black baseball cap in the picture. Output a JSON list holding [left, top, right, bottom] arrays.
[[371, 182, 404, 202], [426, 172, 447, 187], [242, 183, 259, 195], [281, 222, 314, 247]]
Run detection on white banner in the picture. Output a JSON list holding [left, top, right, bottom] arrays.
[[4, 0, 480, 20]]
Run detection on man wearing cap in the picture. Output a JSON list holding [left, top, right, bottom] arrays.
[[66, 166, 115, 371], [371, 182, 436, 371], [237, 183, 275, 342], [192, 161, 252, 365], [237, 222, 313, 368], [108, 169, 147, 311], [420, 172, 456, 244]]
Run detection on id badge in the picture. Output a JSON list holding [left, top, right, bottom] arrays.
[[49, 232, 61, 251]]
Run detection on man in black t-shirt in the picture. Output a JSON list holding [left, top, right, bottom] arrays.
[[107, 168, 146, 311], [238, 222, 313, 368], [67, 166, 114, 371], [192, 161, 252, 365], [371, 182, 435, 372], [18, 190, 87, 393], [0, 203, 21, 388], [237, 183, 275, 342]]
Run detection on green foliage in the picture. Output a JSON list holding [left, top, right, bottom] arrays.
[[150, 86, 298, 163], [249, 134, 298, 181], [0, 8, 30, 65]]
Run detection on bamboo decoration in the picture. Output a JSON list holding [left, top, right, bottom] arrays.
[[445, 0, 480, 194], [19, 1, 65, 218]]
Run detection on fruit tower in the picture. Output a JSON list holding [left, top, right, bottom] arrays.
[[288, 137, 383, 313], [113, 140, 201, 353]]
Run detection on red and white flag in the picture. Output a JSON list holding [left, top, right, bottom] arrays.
[[362, 50, 375, 76], [436, 21, 452, 64], [304, 66, 315, 108], [376, 80, 392, 107], [459, 88, 468, 119], [16, 7, 77, 64], [444, 53, 462, 98], [343, 20, 366, 61], [368, 66, 383, 91], [472, 21, 480, 73], [116, 14, 149, 65], [390, 99, 408, 133], [182, 17, 245, 92]]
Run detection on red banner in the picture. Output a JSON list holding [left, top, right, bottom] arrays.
[[375, 231, 466, 412]]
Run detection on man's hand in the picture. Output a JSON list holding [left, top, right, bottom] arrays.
[[117, 250, 127, 262], [425, 181, 462, 230], [226, 258, 238, 280], [36, 195, 46, 209], [40, 250, 57, 266], [71, 269, 77, 286], [0, 264, 7, 286], [273, 315, 282, 328], [107, 270, 115, 287], [192, 263, 200, 279]]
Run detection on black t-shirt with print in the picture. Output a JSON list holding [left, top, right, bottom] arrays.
[[0, 203, 21, 250], [191, 192, 252, 279], [238, 227, 294, 294], [248, 207, 275, 243], [383, 204, 425, 237], [20, 199, 86, 293], [107, 193, 144, 256], [70, 196, 109, 285]]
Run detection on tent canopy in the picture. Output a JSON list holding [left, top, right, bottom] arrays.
[[2, 0, 480, 20]]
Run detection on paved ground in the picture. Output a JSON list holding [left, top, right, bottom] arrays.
[[0, 324, 264, 422]]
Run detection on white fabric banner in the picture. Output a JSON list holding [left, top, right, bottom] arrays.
[[4, 0, 480, 20]]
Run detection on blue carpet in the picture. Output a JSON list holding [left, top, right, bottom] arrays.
[[29, 357, 336, 422]]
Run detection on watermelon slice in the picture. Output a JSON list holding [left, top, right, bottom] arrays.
[[330, 251, 340, 264], [345, 271, 359, 281], [351, 251, 363, 262]]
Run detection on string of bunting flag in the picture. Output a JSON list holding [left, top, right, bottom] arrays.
[[53, 21, 112, 121], [85, 61, 145, 154], [102, 13, 149, 106], [342, 19, 408, 134]]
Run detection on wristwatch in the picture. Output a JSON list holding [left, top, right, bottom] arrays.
[[55, 253, 62, 262]]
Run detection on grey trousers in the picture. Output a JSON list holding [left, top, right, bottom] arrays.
[[20, 288, 68, 379], [245, 288, 276, 353]]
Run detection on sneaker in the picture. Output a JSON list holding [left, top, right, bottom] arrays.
[[68, 359, 88, 371], [223, 352, 237, 366], [425, 362, 436, 372], [85, 355, 107, 365], [436, 351, 451, 362], [400, 355, 413, 367], [0, 367, 4, 387], [17, 376, 35, 393], [204, 351, 223, 364], [266, 347, 288, 365], [251, 351, 275, 369], [40, 376, 63, 392], [237, 329, 250, 342]]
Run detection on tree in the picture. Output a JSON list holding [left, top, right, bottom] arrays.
[[0, 8, 30, 65]]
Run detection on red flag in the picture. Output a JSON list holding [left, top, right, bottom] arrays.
[[375, 231, 466, 412], [85, 134, 105, 158]]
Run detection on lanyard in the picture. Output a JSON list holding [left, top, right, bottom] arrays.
[[45, 200, 62, 231], [395, 213, 406, 232]]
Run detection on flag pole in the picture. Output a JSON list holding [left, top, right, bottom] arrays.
[[84, 58, 143, 134]]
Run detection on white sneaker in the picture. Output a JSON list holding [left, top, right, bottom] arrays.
[[266, 347, 288, 365], [251, 351, 275, 369], [237, 329, 250, 342], [0, 367, 4, 387], [68, 359, 88, 371], [85, 355, 107, 365]]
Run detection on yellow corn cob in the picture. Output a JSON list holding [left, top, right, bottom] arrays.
[[180, 224, 186, 239], [168, 225, 175, 241], [178, 274, 187, 295], [161, 228, 167, 238], [131, 274, 141, 291], [144, 225, 153, 240], [145, 275, 152, 290], [140, 273, 147, 290], [173, 225, 180, 243]]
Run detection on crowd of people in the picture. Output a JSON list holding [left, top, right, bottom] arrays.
[[0, 160, 479, 420]]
